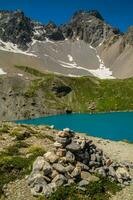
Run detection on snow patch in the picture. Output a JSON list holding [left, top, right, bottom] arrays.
[[0, 39, 37, 57], [87, 20, 93, 23], [68, 55, 74, 62], [89, 45, 115, 79], [31, 39, 37, 46], [89, 45, 96, 50], [45, 38, 55, 44], [98, 41, 104, 47], [0, 68, 7, 75], [18, 73, 23, 77], [89, 68, 115, 79]]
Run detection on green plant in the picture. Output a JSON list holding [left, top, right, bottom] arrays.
[[0, 124, 9, 133], [48, 185, 78, 200], [4, 145, 19, 156], [85, 178, 121, 200], [27, 146, 46, 156], [11, 128, 30, 140], [15, 141, 29, 148], [43, 178, 121, 200], [37, 133, 55, 141]]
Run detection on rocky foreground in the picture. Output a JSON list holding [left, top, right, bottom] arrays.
[[28, 128, 132, 198], [0, 123, 133, 200]]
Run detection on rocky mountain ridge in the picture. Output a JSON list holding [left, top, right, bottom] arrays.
[[0, 9, 133, 79], [0, 9, 122, 50]]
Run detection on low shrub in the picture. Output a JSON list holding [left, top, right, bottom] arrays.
[[27, 146, 46, 157]]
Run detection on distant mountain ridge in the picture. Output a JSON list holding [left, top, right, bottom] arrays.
[[0, 9, 121, 50], [0, 9, 133, 79]]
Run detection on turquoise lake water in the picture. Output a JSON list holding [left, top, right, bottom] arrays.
[[16, 112, 133, 142]]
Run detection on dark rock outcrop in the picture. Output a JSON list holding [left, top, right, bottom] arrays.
[[52, 82, 72, 97], [45, 21, 65, 41], [0, 9, 121, 50], [0, 10, 33, 50], [60, 10, 119, 47], [120, 26, 133, 51]]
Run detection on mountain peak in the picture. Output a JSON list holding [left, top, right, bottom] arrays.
[[72, 10, 104, 21], [0, 9, 122, 50]]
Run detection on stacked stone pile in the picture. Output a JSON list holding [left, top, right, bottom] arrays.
[[28, 128, 132, 197]]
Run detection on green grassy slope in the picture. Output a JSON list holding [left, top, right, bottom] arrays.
[[17, 65, 133, 113]]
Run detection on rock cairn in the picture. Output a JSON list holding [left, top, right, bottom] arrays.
[[28, 128, 132, 198]]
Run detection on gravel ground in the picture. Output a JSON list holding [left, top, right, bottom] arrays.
[[85, 135, 133, 200]]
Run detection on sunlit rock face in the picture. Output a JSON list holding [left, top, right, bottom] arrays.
[[0, 9, 133, 79]]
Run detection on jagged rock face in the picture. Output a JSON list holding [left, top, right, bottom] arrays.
[[125, 26, 133, 45], [0, 9, 133, 79], [0, 11, 65, 50], [0, 9, 120, 51], [0, 10, 33, 50], [120, 26, 133, 50], [60, 10, 118, 47], [33, 21, 65, 41]]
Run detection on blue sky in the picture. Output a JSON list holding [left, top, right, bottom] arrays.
[[0, 0, 132, 32]]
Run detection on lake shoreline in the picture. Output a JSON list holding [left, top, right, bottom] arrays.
[[16, 112, 133, 142]]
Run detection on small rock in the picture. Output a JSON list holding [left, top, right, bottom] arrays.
[[33, 157, 45, 172], [52, 174, 67, 187], [43, 176, 51, 183], [51, 170, 59, 179], [43, 161, 53, 176], [65, 164, 75, 173], [50, 125, 54, 129], [54, 141, 63, 148], [96, 154, 102, 163], [66, 142, 81, 152], [97, 167, 107, 177], [108, 166, 116, 177], [76, 186, 86, 191], [53, 163, 66, 173], [28, 173, 44, 186], [76, 162, 89, 171], [56, 148, 66, 157], [80, 140, 86, 149], [33, 184, 43, 193], [123, 181, 130, 186], [43, 185, 53, 198], [63, 128, 71, 132], [66, 151, 75, 163], [48, 182, 57, 192], [44, 152, 59, 163], [90, 154, 96, 162], [89, 161, 99, 167], [71, 167, 81, 178], [78, 180, 89, 187], [116, 167, 131, 181], [67, 179, 75, 185], [57, 130, 74, 138], [81, 171, 99, 182], [56, 136, 71, 146]]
